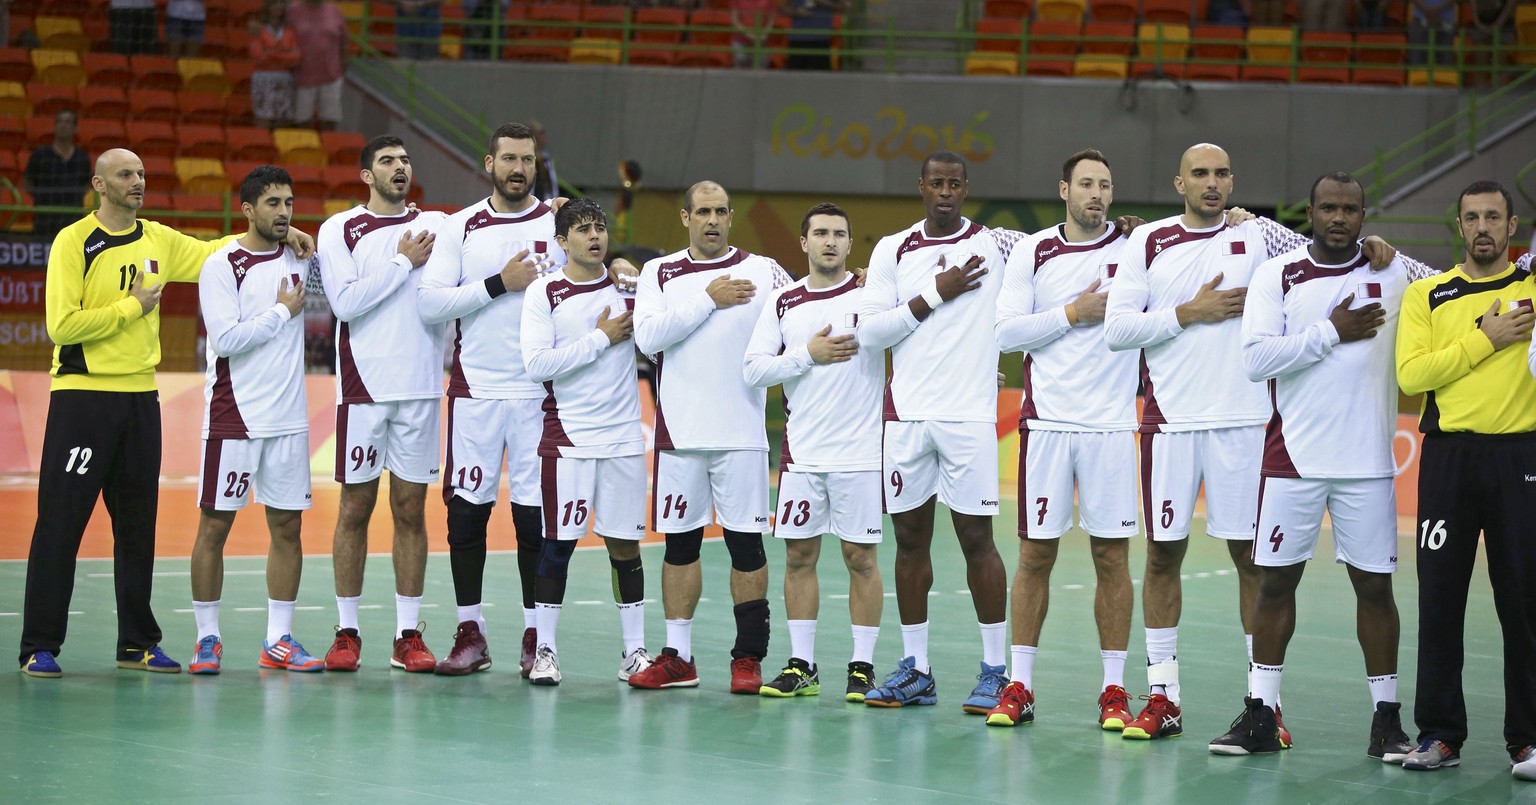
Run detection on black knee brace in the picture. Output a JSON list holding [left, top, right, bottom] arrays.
[[723, 529, 767, 573], [663, 528, 704, 566], [511, 503, 544, 551], [445, 497, 493, 549], [537, 538, 576, 581]]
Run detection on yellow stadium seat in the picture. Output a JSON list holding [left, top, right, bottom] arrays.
[[569, 37, 622, 65], [1407, 68, 1459, 88], [35, 17, 91, 55], [1516, 5, 1536, 65], [1037, 0, 1086, 23], [29, 48, 85, 88], [273, 127, 328, 166], [1246, 26, 1295, 63], [174, 158, 229, 195], [324, 199, 355, 217], [1138, 23, 1189, 62], [1074, 53, 1127, 78], [965, 52, 1020, 76], [177, 58, 230, 95], [0, 81, 29, 119]]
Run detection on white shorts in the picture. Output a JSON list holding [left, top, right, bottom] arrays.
[[652, 449, 770, 533], [1253, 476, 1398, 573], [883, 420, 1000, 516], [1140, 425, 1262, 541], [292, 78, 343, 124], [197, 433, 313, 511], [444, 397, 543, 507], [334, 398, 442, 484], [1017, 429, 1138, 539], [774, 470, 884, 543], [541, 454, 647, 541]]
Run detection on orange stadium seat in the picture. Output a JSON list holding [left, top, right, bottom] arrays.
[[225, 61, 257, 97], [1240, 26, 1294, 82], [967, 18, 1024, 77], [131, 90, 181, 123], [322, 165, 362, 199], [293, 197, 327, 225], [0, 48, 33, 83], [177, 92, 228, 126], [130, 55, 182, 90], [130, 121, 179, 159], [35, 17, 91, 54], [0, 150, 17, 182], [273, 128, 328, 166], [321, 131, 367, 167], [630, 7, 685, 66], [77, 119, 126, 154], [226, 127, 280, 163], [507, 3, 580, 62], [140, 157, 176, 185], [170, 192, 229, 237], [0, 82, 29, 119], [203, 2, 229, 30], [225, 94, 256, 128], [678, 9, 734, 68], [1087, 0, 1139, 23], [1082, 22, 1134, 56], [286, 164, 327, 200], [29, 49, 85, 88], [579, 5, 628, 41], [1142, 0, 1194, 23], [25, 84, 76, 117], [1037, 0, 1087, 23], [0, 118, 26, 155], [82, 53, 132, 88], [1297, 31, 1351, 83], [224, 161, 265, 193], [1026, 19, 1080, 75], [368, 2, 397, 56], [174, 158, 229, 195], [1353, 32, 1406, 86], [140, 191, 175, 223], [229, 0, 265, 30], [82, 16, 110, 51], [176, 125, 227, 159], [78, 86, 130, 120], [983, 0, 1033, 20], [25, 115, 54, 148]]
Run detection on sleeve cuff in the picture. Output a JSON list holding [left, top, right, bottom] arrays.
[[273, 303, 294, 322], [1462, 330, 1496, 364], [484, 274, 507, 299], [391, 254, 413, 272], [115, 296, 145, 322]]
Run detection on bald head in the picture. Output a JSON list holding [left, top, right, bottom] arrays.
[[683, 180, 728, 214], [92, 148, 146, 219], [1179, 143, 1228, 175], [95, 148, 141, 178], [1174, 143, 1233, 225]]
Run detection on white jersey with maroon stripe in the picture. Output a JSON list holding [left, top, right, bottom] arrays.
[[1242, 246, 1408, 479], [858, 218, 1007, 423], [316, 205, 448, 404], [417, 197, 566, 400], [1104, 215, 1270, 433], [743, 273, 883, 473], [198, 241, 307, 440], [521, 270, 643, 459], [996, 223, 1138, 432], [634, 246, 792, 451]]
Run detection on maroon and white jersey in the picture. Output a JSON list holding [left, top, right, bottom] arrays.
[[1243, 246, 1408, 479], [417, 197, 566, 400], [1104, 215, 1270, 433], [743, 274, 883, 473], [995, 224, 1138, 432], [521, 270, 643, 459], [316, 206, 448, 404], [198, 241, 307, 440], [634, 246, 792, 451], [858, 217, 1006, 423]]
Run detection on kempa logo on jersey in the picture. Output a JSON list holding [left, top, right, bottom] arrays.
[[866, 528, 882, 536], [777, 291, 806, 315], [85, 240, 106, 255], [1121, 520, 1135, 528], [1432, 286, 1461, 301], [1152, 233, 1183, 253], [549, 285, 574, 307], [1036, 242, 1061, 262], [347, 221, 372, 242], [981, 499, 998, 507], [231, 254, 251, 281]]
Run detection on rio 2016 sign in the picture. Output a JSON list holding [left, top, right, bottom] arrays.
[[771, 104, 996, 162]]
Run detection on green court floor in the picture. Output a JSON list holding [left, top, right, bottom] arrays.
[[0, 501, 1530, 804]]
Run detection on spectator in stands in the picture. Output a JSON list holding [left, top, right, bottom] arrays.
[[165, 0, 206, 58], [1353, 0, 1390, 29], [1410, 0, 1457, 65], [530, 120, 561, 202], [1301, 0, 1347, 29], [0, 1, 10, 48], [24, 109, 91, 241], [109, 0, 158, 55], [250, 0, 301, 130], [1205, 0, 1248, 25], [461, 0, 500, 60], [395, 0, 443, 60], [288, 0, 349, 131], [730, 0, 780, 68], [785, 0, 845, 71], [1249, 0, 1285, 25]]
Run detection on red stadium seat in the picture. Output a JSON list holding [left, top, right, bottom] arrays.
[[78, 86, 130, 121], [176, 124, 227, 159], [25, 84, 76, 118], [1186, 24, 1243, 80], [0, 48, 33, 83], [1087, 0, 1138, 23], [967, 18, 1024, 75], [678, 9, 734, 68], [77, 118, 126, 154], [1142, 0, 1195, 23], [130, 120, 179, 159], [321, 131, 367, 168], [322, 165, 362, 200], [1026, 19, 1080, 75], [225, 127, 280, 163], [286, 164, 327, 201], [506, 3, 579, 62], [129, 55, 181, 90], [130, 90, 180, 124], [81, 53, 132, 88], [983, 0, 1033, 19], [177, 92, 228, 126], [1082, 22, 1134, 56], [630, 7, 685, 66]]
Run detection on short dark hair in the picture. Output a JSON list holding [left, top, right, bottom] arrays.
[[1308, 171, 1364, 206], [55, 107, 77, 123], [800, 202, 849, 238], [682, 180, 727, 213], [489, 122, 536, 157], [360, 134, 406, 170], [1062, 149, 1109, 183], [555, 197, 607, 238], [239, 164, 292, 205], [921, 150, 967, 180], [1457, 180, 1514, 219]]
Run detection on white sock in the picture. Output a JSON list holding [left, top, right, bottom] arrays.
[[979, 621, 1006, 667], [336, 596, 360, 631], [1245, 633, 1255, 696], [193, 600, 220, 641], [666, 618, 693, 662], [1367, 673, 1398, 706], [1101, 649, 1128, 689], [901, 622, 930, 673], [617, 602, 645, 655], [850, 624, 879, 665], [787, 619, 817, 666], [1252, 662, 1283, 707], [266, 599, 295, 644], [457, 604, 485, 634], [523, 607, 536, 630], [535, 603, 562, 654], [396, 594, 421, 636], [1010, 645, 1038, 687], [1145, 626, 1178, 694]]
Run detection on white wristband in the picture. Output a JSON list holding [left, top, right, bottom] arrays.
[[921, 286, 945, 310]]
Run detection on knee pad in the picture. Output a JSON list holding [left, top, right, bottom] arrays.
[[663, 528, 704, 566], [537, 538, 576, 581], [446, 497, 493, 549], [510, 503, 543, 550], [723, 529, 767, 573]]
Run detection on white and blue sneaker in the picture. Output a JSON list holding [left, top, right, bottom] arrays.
[[864, 655, 937, 707], [962, 661, 1008, 714]]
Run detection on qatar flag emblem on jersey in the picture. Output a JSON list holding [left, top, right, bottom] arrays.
[[1223, 242, 1246, 256], [145, 259, 159, 274], [1356, 282, 1382, 300]]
